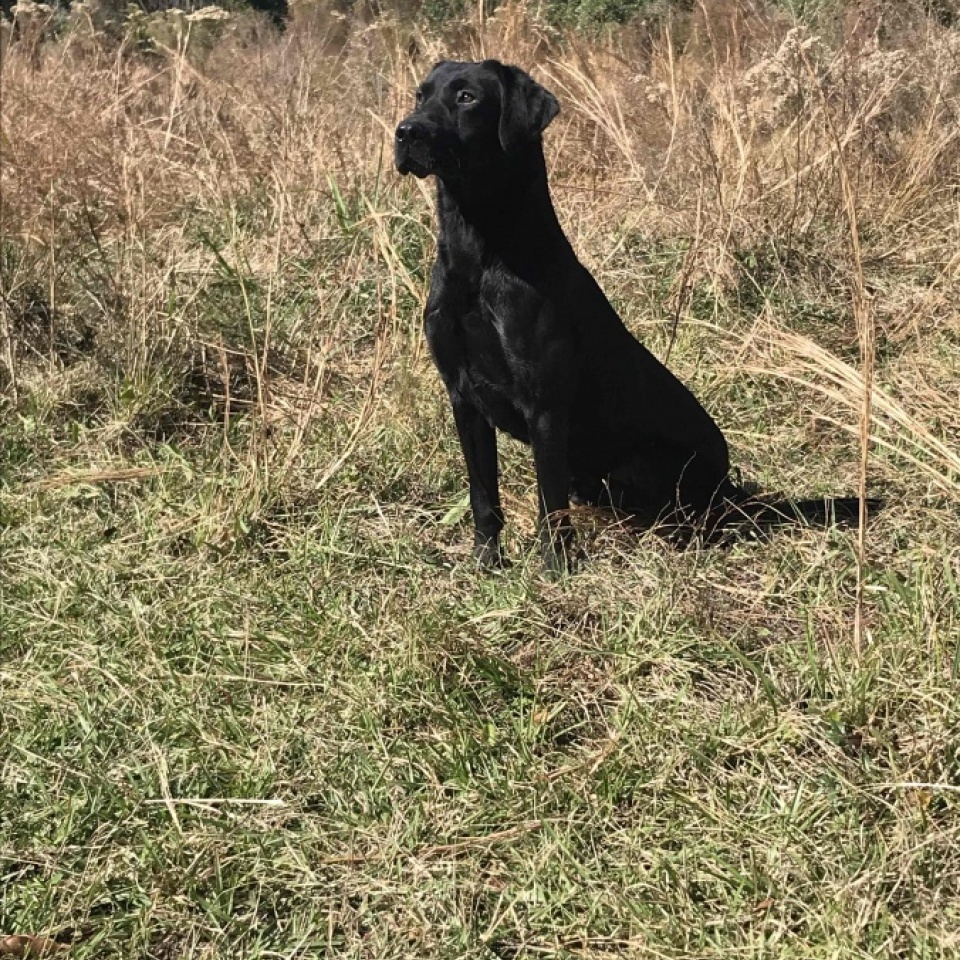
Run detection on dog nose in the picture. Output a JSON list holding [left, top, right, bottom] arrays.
[[396, 122, 419, 143]]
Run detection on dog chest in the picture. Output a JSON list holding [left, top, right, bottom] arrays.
[[425, 276, 554, 442], [438, 303, 534, 441]]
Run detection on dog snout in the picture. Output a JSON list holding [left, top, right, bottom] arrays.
[[395, 120, 423, 144], [395, 118, 435, 177]]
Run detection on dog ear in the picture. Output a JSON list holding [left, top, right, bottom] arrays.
[[491, 62, 560, 154]]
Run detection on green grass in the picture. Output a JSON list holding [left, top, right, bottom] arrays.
[[3, 3, 960, 956], [4, 337, 959, 956]]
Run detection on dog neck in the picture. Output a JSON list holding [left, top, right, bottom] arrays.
[[435, 144, 570, 269]]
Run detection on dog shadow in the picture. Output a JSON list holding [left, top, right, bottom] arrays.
[[599, 492, 884, 549]]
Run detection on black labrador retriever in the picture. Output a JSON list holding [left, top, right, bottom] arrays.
[[394, 60, 864, 572]]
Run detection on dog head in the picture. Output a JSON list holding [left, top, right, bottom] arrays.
[[395, 60, 559, 181]]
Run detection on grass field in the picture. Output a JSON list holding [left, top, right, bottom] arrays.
[[2, 1, 960, 956]]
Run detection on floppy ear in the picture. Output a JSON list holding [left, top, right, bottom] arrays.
[[491, 62, 560, 154]]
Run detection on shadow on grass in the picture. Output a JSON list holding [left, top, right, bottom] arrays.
[[586, 491, 885, 549], [702, 493, 884, 545]]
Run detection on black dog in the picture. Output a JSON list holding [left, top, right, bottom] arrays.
[[395, 60, 868, 572]]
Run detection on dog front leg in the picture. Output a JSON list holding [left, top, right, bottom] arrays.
[[529, 409, 576, 574], [450, 393, 505, 568]]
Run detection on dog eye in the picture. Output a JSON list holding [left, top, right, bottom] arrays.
[[415, 89, 424, 105], [456, 90, 476, 105]]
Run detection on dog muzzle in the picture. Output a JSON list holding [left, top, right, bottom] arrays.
[[395, 120, 436, 178]]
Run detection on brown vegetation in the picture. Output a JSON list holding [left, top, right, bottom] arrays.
[[2, 1, 960, 955]]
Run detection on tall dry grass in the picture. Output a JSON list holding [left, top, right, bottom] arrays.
[[4, 4, 960, 954], [2, 0, 958, 496]]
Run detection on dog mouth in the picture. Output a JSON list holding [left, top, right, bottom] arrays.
[[395, 141, 436, 178]]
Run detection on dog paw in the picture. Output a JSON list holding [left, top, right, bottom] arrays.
[[474, 539, 509, 570], [541, 533, 582, 578]]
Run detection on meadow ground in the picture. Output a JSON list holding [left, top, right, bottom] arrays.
[[2, 1, 960, 956]]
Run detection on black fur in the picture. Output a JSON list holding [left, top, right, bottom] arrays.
[[395, 59, 876, 572]]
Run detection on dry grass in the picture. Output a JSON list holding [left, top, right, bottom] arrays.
[[2, 1, 960, 957]]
